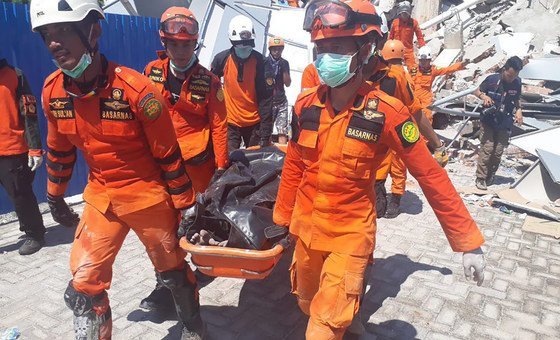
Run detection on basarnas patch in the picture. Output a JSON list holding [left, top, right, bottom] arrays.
[[100, 98, 134, 121], [345, 110, 384, 143]]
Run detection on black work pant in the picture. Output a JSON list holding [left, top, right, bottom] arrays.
[[0, 153, 45, 239], [228, 123, 261, 150]]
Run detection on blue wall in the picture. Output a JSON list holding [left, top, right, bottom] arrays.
[[0, 3, 162, 213]]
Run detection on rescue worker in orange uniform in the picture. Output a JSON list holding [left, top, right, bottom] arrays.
[[388, 1, 425, 70], [273, 1, 486, 338], [301, 63, 321, 91], [0, 59, 47, 255], [30, 1, 205, 338], [367, 40, 448, 217], [411, 45, 468, 123], [141, 6, 228, 314], [211, 15, 273, 150]]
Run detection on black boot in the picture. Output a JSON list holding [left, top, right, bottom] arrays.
[[139, 273, 174, 313], [385, 194, 402, 219], [375, 180, 387, 218], [159, 269, 206, 340]]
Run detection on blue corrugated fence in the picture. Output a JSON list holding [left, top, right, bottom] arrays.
[[0, 3, 162, 213]]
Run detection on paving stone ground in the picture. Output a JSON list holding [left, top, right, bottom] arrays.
[[1, 158, 559, 340]]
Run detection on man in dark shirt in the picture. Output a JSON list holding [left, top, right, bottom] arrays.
[[265, 36, 291, 144], [474, 56, 524, 190]]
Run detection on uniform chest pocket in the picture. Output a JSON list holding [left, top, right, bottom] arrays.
[[56, 119, 77, 135], [340, 114, 382, 179], [101, 119, 139, 137], [296, 129, 318, 165]]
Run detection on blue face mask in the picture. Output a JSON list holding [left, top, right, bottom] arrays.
[[314, 51, 358, 88], [234, 45, 253, 59], [53, 52, 92, 79], [170, 55, 196, 73]]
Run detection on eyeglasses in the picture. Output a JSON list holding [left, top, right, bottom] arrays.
[[160, 15, 199, 36], [303, 0, 381, 32]]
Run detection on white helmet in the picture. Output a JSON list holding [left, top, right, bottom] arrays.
[[397, 1, 412, 15], [418, 46, 432, 60], [30, 0, 105, 32], [228, 15, 255, 42]]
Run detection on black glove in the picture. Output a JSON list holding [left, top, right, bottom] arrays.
[[47, 194, 80, 228], [177, 202, 203, 239], [210, 169, 226, 184]]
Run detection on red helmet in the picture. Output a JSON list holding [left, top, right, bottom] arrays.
[[303, 0, 382, 42], [159, 7, 199, 41]]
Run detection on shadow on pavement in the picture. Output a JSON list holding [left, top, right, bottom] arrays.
[[360, 254, 451, 338], [127, 246, 305, 340], [0, 224, 75, 254], [399, 191, 423, 216]]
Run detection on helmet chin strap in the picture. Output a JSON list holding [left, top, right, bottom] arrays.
[[72, 22, 97, 57]]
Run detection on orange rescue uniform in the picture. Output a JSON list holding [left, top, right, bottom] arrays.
[[145, 52, 228, 192], [43, 57, 195, 296], [301, 63, 321, 91], [0, 59, 42, 157], [274, 83, 484, 339], [371, 62, 422, 195], [389, 18, 426, 70], [410, 62, 464, 122]]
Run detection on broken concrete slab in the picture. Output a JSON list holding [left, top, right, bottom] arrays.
[[433, 48, 462, 67], [511, 160, 560, 205], [536, 148, 560, 184], [522, 117, 553, 130], [519, 58, 560, 82], [494, 32, 534, 58], [510, 126, 560, 156], [522, 215, 560, 238]]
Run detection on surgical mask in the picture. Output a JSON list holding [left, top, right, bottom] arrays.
[[170, 55, 196, 73], [314, 51, 358, 88], [53, 52, 92, 79], [234, 45, 253, 59]]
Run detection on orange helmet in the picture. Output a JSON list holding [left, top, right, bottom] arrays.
[[381, 39, 405, 60], [269, 36, 285, 48], [159, 7, 199, 41], [303, 0, 382, 42]]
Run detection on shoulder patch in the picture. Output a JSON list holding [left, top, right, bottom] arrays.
[[395, 118, 420, 147], [216, 88, 224, 102], [142, 98, 162, 120]]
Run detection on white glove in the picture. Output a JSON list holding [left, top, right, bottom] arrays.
[[462, 247, 486, 286], [28, 155, 43, 172]]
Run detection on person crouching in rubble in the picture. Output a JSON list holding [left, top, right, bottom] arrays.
[[474, 56, 524, 190], [140, 6, 229, 314], [273, 1, 486, 338]]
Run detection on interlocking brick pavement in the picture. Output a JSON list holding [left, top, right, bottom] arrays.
[[1, 159, 559, 339]]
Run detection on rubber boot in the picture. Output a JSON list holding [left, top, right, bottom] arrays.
[[159, 270, 206, 340], [374, 180, 387, 218], [384, 194, 402, 219], [139, 272, 174, 313], [64, 282, 112, 340]]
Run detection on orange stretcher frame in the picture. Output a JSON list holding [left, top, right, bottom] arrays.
[[180, 237, 287, 280]]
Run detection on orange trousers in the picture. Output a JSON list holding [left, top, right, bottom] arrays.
[[375, 150, 407, 195], [70, 200, 189, 296], [290, 238, 369, 340], [185, 156, 216, 194], [404, 49, 417, 71]]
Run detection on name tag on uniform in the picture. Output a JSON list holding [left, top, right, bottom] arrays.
[[49, 98, 74, 119], [100, 99, 135, 120], [188, 73, 212, 103], [148, 67, 164, 83]]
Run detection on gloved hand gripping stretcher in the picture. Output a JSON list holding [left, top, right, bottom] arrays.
[[179, 146, 290, 279]]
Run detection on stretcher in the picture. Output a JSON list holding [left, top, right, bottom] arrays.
[[179, 146, 290, 280]]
